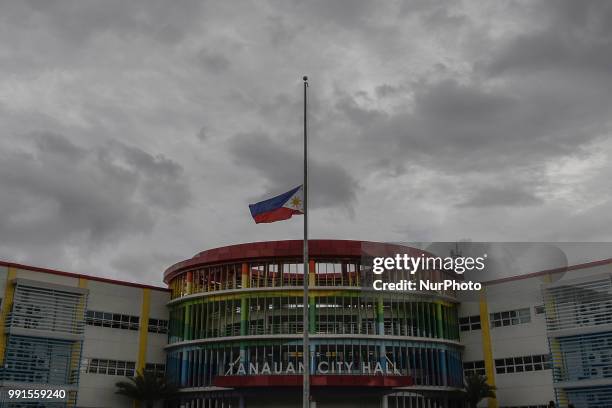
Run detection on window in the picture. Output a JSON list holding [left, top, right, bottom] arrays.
[[463, 360, 485, 377], [145, 363, 165, 377], [85, 310, 140, 331], [84, 358, 136, 376], [459, 315, 481, 332], [534, 305, 545, 315], [495, 354, 551, 374], [490, 308, 531, 328], [148, 318, 168, 334]]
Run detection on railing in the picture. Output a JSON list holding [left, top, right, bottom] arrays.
[[543, 277, 612, 332], [170, 261, 460, 299], [7, 283, 87, 337], [551, 332, 612, 382]]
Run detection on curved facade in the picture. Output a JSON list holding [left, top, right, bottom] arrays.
[[164, 240, 465, 408]]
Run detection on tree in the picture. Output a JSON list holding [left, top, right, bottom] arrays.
[[464, 373, 496, 408], [116, 370, 178, 408]]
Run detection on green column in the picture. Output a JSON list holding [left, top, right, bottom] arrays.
[[183, 304, 191, 341], [240, 296, 248, 336]]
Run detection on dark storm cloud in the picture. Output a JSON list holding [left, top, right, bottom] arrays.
[[111, 251, 181, 278], [485, 0, 612, 76], [197, 127, 207, 142], [0, 132, 191, 247], [34, 132, 87, 158], [344, 77, 610, 174], [197, 50, 231, 74], [228, 133, 358, 211], [266, 16, 303, 47], [457, 185, 543, 208], [13, 0, 204, 44], [335, 95, 387, 128], [117, 143, 192, 211], [2, 0, 612, 283], [374, 84, 405, 99], [270, 0, 378, 29]]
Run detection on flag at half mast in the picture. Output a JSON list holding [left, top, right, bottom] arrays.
[[249, 185, 304, 224]]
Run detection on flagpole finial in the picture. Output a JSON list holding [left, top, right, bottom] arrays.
[[303, 75, 308, 81]]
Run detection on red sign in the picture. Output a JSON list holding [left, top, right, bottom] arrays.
[[213, 375, 413, 388]]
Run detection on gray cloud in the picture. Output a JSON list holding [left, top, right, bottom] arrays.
[[110, 250, 181, 280], [0, 132, 191, 249], [228, 133, 358, 212], [342, 77, 610, 175], [197, 50, 231, 73], [1, 0, 612, 284], [485, 0, 612, 77], [197, 127, 207, 142], [457, 185, 543, 208]]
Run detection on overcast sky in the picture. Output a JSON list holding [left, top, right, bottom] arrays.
[[1, 0, 612, 286]]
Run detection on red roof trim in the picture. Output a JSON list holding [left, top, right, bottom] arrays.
[[163, 240, 432, 283], [213, 374, 413, 388], [164, 240, 612, 286], [0, 260, 169, 292], [483, 257, 612, 285]]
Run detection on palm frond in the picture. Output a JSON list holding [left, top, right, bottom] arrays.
[[115, 370, 178, 404]]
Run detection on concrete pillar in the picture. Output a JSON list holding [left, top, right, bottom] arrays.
[[381, 395, 389, 408]]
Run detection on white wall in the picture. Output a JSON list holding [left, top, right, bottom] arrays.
[[77, 281, 169, 407], [460, 275, 555, 406]]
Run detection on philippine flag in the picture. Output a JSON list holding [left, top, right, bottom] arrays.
[[249, 185, 304, 224]]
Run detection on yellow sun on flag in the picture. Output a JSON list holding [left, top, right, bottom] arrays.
[[290, 197, 302, 208]]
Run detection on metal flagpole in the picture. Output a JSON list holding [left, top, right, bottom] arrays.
[[302, 75, 310, 408]]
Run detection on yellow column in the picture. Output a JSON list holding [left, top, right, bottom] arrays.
[[479, 287, 498, 408], [309, 260, 316, 287], [136, 288, 151, 374], [0, 266, 17, 364], [70, 278, 88, 384], [543, 273, 567, 406], [186, 271, 193, 295]]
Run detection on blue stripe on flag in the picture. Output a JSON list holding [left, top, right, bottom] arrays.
[[249, 185, 301, 217]]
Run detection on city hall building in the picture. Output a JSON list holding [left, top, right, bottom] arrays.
[[0, 240, 610, 408], [163, 240, 465, 408]]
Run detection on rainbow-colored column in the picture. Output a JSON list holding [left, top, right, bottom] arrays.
[[240, 263, 249, 365], [377, 297, 386, 368]]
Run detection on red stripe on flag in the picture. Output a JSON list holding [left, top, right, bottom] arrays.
[[253, 207, 303, 224]]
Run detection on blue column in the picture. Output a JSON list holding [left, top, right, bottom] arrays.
[[440, 349, 448, 386], [310, 343, 316, 374], [181, 350, 189, 387]]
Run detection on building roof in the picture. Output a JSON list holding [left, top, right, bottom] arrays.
[[164, 239, 612, 285], [483, 257, 612, 285], [0, 260, 169, 291], [163, 239, 432, 283]]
